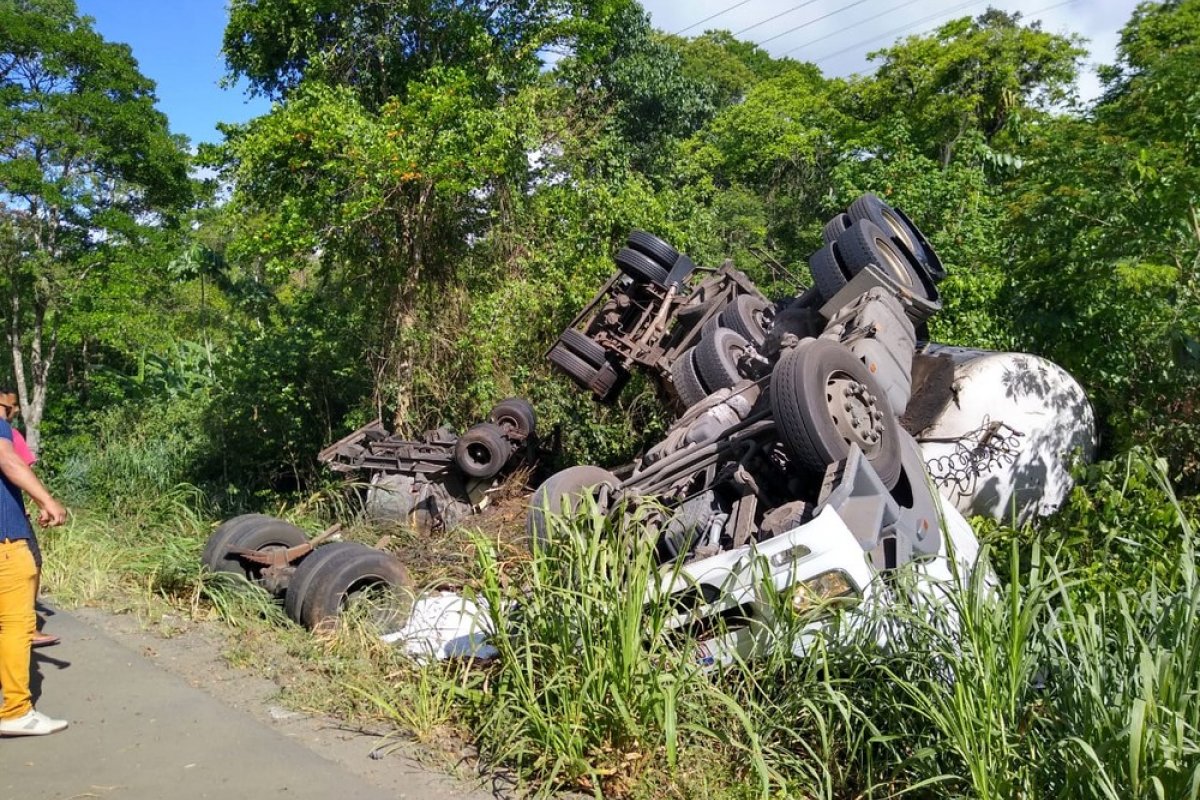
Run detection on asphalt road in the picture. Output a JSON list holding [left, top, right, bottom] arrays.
[[0, 607, 468, 800]]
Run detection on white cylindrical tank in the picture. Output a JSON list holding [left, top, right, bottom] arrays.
[[915, 345, 1096, 526]]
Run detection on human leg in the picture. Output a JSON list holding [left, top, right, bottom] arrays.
[[26, 534, 58, 647], [0, 539, 37, 719]]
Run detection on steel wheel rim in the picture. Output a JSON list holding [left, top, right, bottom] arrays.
[[881, 207, 917, 253], [873, 236, 913, 288], [825, 371, 885, 456]]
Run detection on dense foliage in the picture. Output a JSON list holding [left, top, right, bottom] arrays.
[[4, 0, 1195, 501], [6, 0, 1200, 796]]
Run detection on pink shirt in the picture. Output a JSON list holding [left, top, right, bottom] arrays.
[[11, 429, 35, 466]]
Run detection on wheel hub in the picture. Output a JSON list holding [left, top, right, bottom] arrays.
[[874, 236, 913, 288], [827, 375, 885, 455]]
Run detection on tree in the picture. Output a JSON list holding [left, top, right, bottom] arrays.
[[223, 0, 575, 110], [681, 62, 849, 263], [861, 9, 1084, 166], [1002, 0, 1200, 485], [0, 0, 191, 452]]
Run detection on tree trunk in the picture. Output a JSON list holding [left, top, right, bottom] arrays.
[[5, 290, 54, 456]]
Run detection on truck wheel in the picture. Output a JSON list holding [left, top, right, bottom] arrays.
[[222, 521, 308, 592], [836, 219, 927, 299], [719, 294, 772, 346], [893, 207, 947, 282], [670, 347, 709, 409], [549, 343, 599, 387], [809, 241, 850, 304], [300, 547, 413, 631], [489, 397, 537, 439], [771, 338, 901, 488], [203, 516, 307, 592], [848, 193, 920, 257], [590, 362, 627, 401], [822, 213, 852, 246], [696, 327, 752, 391], [455, 422, 511, 479], [627, 230, 680, 270], [558, 328, 607, 368], [526, 465, 620, 547], [615, 247, 668, 286], [284, 542, 366, 625], [201, 514, 277, 573], [701, 312, 723, 340]]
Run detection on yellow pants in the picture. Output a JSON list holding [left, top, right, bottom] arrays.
[[0, 539, 36, 720]]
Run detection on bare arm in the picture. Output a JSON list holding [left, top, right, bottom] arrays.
[[0, 438, 66, 527]]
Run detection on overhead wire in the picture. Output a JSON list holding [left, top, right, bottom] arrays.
[[776, 0, 926, 56], [812, 0, 991, 63], [673, 0, 758, 35], [810, 0, 1076, 64], [733, 0, 823, 36], [755, 0, 877, 47]]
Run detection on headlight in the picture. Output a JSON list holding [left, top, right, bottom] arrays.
[[791, 569, 859, 616]]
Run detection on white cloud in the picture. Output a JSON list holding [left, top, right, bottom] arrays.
[[644, 0, 1141, 102]]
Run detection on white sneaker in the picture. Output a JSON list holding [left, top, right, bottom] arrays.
[[0, 709, 68, 736]]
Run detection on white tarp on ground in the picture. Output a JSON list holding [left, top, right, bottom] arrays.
[[381, 591, 497, 661]]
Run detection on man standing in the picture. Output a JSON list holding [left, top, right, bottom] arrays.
[[0, 403, 68, 736], [0, 390, 59, 647]]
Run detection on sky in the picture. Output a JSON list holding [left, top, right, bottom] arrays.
[[74, 0, 1143, 147]]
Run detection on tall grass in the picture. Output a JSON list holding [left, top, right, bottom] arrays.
[[41, 485, 211, 608], [453, 454, 1200, 798], [36, 446, 1200, 799], [464, 496, 712, 796]]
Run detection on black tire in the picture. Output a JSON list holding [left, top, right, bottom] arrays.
[[549, 343, 599, 387], [201, 514, 277, 573], [696, 327, 752, 391], [284, 542, 368, 625], [297, 545, 414, 631], [893, 207, 947, 282], [770, 339, 901, 488], [836, 219, 927, 298], [701, 313, 722, 340], [719, 294, 772, 346], [670, 347, 709, 408], [489, 397, 537, 439], [848, 193, 920, 257], [614, 247, 668, 286], [627, 230, 680, 269], [591, 362, 627, 401], [822, 213, 852, 246], [221, 520, 309, 591], [809, 242, 850, 305], [558, 328, 607, 368], [454, 422, 511, 479], [526, 465, 620, 546]]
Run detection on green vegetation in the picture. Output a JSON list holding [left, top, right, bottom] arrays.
[[39, 452, 1200, 798], [5, 0, 1200, 796]]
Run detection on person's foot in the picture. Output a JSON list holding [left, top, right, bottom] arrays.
[[0, 709, 69, 736], [32, 631, 60, 648]]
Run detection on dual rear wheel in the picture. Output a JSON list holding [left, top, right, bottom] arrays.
[[201, 516, 413, 631]]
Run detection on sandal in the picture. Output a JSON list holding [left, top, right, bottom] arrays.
[[32, 632, 60, 648]]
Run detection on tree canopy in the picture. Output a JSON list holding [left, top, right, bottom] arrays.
[[0, 0, 190, 451], [3, 0, 1197, 492]]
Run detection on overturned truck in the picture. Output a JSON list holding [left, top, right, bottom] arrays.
[[202, 192, 1095, 640]]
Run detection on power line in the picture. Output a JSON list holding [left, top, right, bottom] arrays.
[[777, 0, 926, 57], [812, 0, 1076, 65], [813, 0, 990, 63], [755, 0, 875, 47], [673, 0, 758, 35], [733, 0, 823, 36]]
